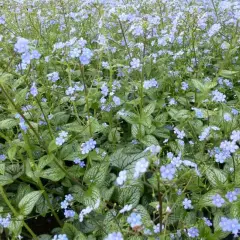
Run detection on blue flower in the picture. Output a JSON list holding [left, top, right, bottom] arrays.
[[60, 200, 69, 209], [160, 163, 176, 180], [47, 72, 60, 82], [127, 212, 142, 228], [187, 227, 199, 238], [14, 38, 29, 53], [104, 232, 123, 240], [53, 234, 68, 240], [225, 191, 237, 202], [219, 217, 240, 235], [0, 154, 6, 161], [30, 82, 38, 97], [81, 138, 96, 154], [64, 209, 75, 218], [79, 48, 93, 65], [212, 194, 225, 207], [65, 194, 73, 202], [0, 214, 11, 228], [182, 198, 193, 209]]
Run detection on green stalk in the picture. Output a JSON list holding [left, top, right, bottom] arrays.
[[80, 65, 93, 136], [35, 97, 54, 140], [67, 65, 83, 125]]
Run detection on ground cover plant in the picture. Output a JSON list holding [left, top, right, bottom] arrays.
[[0, 0, 240, 239]]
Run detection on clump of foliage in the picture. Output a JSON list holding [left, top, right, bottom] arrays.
[[0, 0, 240, 239]]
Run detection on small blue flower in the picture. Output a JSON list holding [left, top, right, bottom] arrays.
[[0, 214, 11, 228], [203, 217, 212, 226], [53, 234, 68, 240], [187, 227, 199, 238], [60, 200, 69, 209], [127, 212, 142, 228], [0, 154, 6, 161], [225, 191, 237, 202], [104, 232, 123, 240], [30, 82, 38, 97], [212, 194, 225, 207], [64, 209, 75, 218], [65, 194, 73, 202], [182, 198, 193, 209], [160, 163, 176, 180]]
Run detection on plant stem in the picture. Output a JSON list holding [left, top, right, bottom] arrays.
[[80, 65, 92, 136], [157, 173, 163, 232]]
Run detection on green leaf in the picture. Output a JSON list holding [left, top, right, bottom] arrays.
[[0, 163, 5, 174], [0, 175, 13, 186], [229, 201, 240, 218], [118, 186, 141, 208], [219, 70, 238, 78], [18, 190, 43, 215], [205, 168, 227, 187], [83, 163, 108, 186], [110, 149, 148, 171], [38, 235, 52, 240], [108, 128, 120, 143], [101, 186, 115, 201], [16, 183, 32, 204], [83, 186, 101, 207], [52, 112, 69, 125], [168, 109, 190, 121], [120, 111, 140, 124], [38, 154, 54, 170], [0, 119, 18, 129], [64, 122, 83, 133], [36, 195, 50, 216], [131, 124, 145, 138], [8, 215, 24, 237], [41, 166, 65, 181], [191, 79, 205, 92], [8, 145, 17, 161], [143, 102, 156, 116], [140, 135, 159, 146], [63, 223, 86, 240], [48, 140, 58, 153], [74, 234, 87, 240]]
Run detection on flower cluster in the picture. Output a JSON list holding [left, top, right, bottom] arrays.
[[15, 113, 28, 133], [14, 37, 41, 70], [80, 138, 96, 154], [133, 158, 149, 178], [127, 212, 142, 228], [160, 163, 176, 180], [0, 214, 11, 228], [56, 131, 68, 146], [116, 170, 127, 186], [60, 194, 75, 218], [143, 79, 158, 89], [187, 227, 199, 238], [219, 217, 240, 235], [52, 234, 68, 240], [104, 232, 123, 240], [73, 158, 86, 168]]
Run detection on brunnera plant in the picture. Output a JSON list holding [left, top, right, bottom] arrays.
[[0, 0, 240, 239]]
